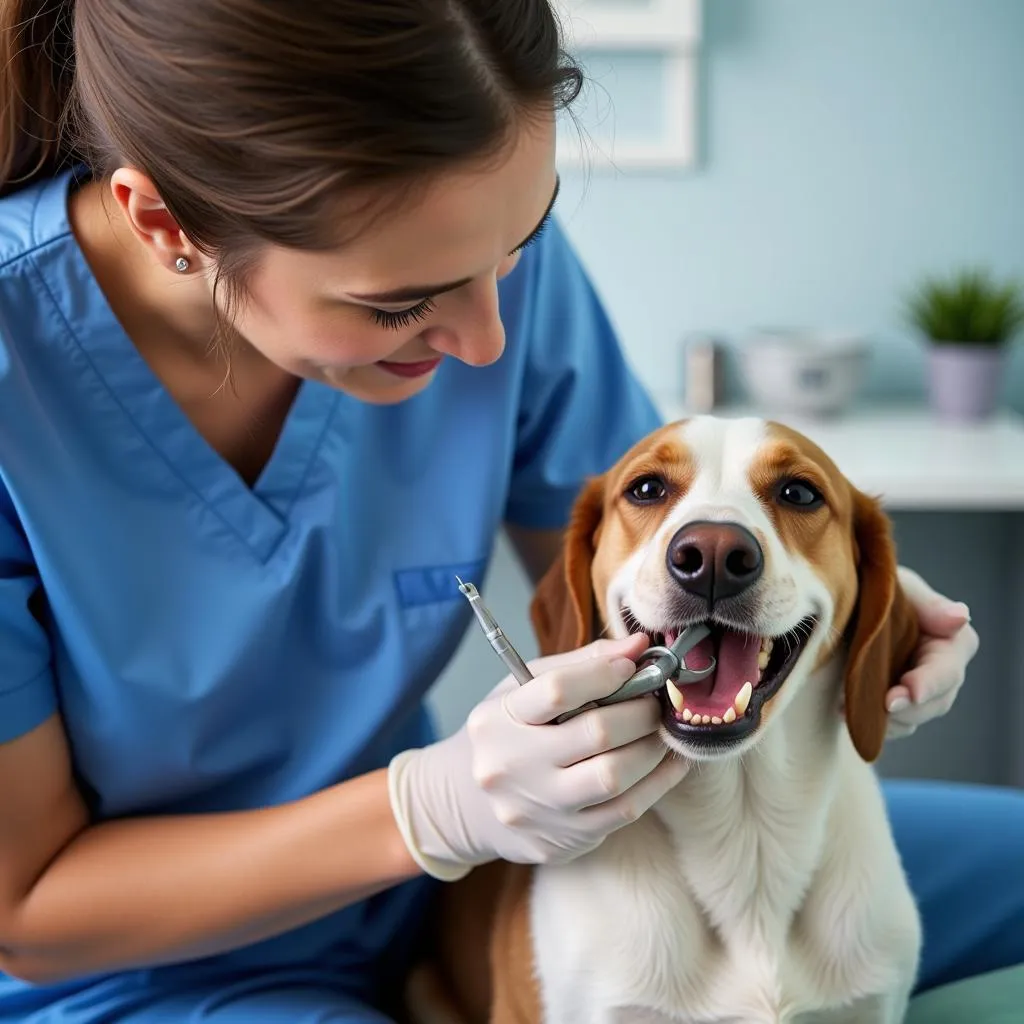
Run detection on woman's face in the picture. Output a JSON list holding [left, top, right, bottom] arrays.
[[225, 116, 559, 405]]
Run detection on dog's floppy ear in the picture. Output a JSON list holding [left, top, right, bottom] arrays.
[[843, 489, 920, 762], [529, 475, 606, 657]]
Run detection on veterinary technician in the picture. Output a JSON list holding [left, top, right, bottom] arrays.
[[0, 1, 1018, 1021]]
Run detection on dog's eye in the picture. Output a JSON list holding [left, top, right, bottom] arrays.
[[778, 479, 824, 509], [626, 475, 667, 504]]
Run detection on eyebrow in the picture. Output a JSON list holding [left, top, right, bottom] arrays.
[[347, 176, 561, 305]]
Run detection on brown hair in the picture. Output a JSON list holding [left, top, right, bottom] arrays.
[[0, 0, 580, 305]]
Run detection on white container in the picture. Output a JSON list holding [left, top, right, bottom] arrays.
[[739, 330, 871, 419]]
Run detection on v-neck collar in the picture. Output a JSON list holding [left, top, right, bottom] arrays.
[[34, 170, 340, 563]]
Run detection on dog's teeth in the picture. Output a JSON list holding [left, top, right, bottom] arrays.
[[666, 680, 685, 713], [761, 637, 774, 654], [757, 650, 770, 670], [734, 681, 753, 716], [700, 714, 711, 725], [711, 715, 722, 725], [682, 708, 693, 722], [723, 706, 736, 724]]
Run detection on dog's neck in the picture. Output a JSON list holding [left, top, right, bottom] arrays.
[[650, 656, 848, 943]]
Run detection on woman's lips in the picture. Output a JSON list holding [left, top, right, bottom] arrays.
[[376, 357, 442, 379]]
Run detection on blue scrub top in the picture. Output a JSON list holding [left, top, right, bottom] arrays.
[[0, 169, 661, 1015]]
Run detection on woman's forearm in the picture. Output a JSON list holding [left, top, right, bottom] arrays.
[[0, 768, 421, 983]]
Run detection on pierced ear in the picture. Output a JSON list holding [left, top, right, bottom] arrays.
[[109, 167, 194, 268], [843, 490, 920, 762], [529, 476, 605, 656]]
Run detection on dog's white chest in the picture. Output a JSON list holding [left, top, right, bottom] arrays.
[[531, 815, 811, 1023], [529, 755, 920, 1024]]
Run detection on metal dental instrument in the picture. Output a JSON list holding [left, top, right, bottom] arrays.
[[456, 577, 717, 724], [553, 624, 715, 723], [456, 576, 535, 685]]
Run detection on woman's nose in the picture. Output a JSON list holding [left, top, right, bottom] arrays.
[[424, 273, 506, 367]]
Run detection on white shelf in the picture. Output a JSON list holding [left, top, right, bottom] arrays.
[[556, 54, 697, 170], [651, 399, 1024, 511], [552, 0, 701, 170], [556, 1, 701, 50]]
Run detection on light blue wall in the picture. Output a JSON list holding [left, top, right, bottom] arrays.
[[554, 0, 1024, 409]]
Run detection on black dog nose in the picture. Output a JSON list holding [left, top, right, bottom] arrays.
[[667, 521, 764, 605]]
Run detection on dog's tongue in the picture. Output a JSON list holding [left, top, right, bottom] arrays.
[[673, 629, 762, 718]]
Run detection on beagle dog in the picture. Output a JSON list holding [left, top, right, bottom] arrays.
[[410, 415, 923, 1024]]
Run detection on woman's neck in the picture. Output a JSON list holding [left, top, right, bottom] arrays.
[[69, 179, 224, 364]]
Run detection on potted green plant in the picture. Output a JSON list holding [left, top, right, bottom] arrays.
[[905, 268, 1024, 422]]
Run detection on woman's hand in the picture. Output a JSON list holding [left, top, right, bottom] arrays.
[[885, 566, 980, 739], [387, 635, 689, 880]]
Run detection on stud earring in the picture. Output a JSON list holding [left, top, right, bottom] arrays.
[[175, 256, 190, 273]]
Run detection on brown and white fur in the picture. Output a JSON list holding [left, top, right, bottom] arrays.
[[408, 415, 923, 1024]]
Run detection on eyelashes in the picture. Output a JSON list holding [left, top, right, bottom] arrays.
[[370, 298, 436, 331], [511, 210, 551, 255], [369, 213, 552, 331]]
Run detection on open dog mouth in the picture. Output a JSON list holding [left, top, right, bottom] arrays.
[[624, 610, 817, 745]]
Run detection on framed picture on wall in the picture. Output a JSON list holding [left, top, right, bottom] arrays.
[[552, 0, 702, 170]]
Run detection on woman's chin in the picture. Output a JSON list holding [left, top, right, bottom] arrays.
[[320, 363, 437, 404]]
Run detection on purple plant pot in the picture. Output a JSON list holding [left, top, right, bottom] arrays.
[[927, 345, 1005, 422]]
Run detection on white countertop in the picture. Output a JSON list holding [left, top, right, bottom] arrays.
[[651, 398, 1024, 511]]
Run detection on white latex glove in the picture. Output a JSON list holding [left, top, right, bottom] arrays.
[[388, 636, 689, 880], [884, 566, 979, 738]]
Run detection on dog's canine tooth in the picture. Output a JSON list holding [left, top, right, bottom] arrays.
[[757, 650, 770, 671], [734, 681, 753, 716], [723, 706, 737, 724], [666, 680, 685, 713]]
